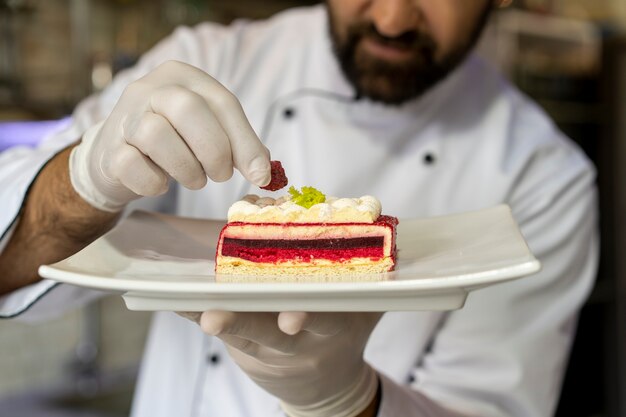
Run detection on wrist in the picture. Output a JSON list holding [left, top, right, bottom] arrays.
[[69, 121, 130, 212], [280, 365, 379, 417], [357, 377, 381, 417]]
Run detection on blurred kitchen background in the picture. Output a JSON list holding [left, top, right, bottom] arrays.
[[0, 0, 625, 416]]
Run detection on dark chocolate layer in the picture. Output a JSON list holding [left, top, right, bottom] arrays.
[[222, 236, 384, 250]]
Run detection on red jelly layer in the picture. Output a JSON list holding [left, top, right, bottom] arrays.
[[221, 244, 384, 263]]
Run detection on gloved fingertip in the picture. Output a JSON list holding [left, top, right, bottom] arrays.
[[187, 175, 208, 190], [246, 156, 271, 186], [200, 310, 231, 336], [278, 311, 308, 335]]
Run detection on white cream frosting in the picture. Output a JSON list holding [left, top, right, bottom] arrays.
[[227, 194, 382, 223]]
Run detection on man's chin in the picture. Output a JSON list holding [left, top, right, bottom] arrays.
[[350, 52, 439, 105], [352, 72, 433, 105]]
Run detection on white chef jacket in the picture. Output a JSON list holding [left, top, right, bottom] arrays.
[[0, 5, 598, 417]]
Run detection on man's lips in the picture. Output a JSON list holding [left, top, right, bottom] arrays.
[[360, 37, 415, 61]]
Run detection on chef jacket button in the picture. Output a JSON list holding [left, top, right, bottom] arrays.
[[407, 374, 416, 383], [423, 152, 436, 165], [283, 107, 295, 119], [208, 353, 220, 365]]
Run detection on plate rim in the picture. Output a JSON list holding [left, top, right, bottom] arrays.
[[38, 204, 542, 296], [39, 259, 540, 295]]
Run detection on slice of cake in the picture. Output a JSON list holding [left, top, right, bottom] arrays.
[[215, 187, 398, 281]]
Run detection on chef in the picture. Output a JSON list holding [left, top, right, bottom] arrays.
[[0, 1, 598, 416]]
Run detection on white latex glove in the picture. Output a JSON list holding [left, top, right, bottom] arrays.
[[200, 311, 382, 417], [70, 60, 271, 212]]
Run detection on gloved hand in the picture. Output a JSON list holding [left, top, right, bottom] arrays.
[[199, 311, 382, 417], [70, 60, 271, 212]]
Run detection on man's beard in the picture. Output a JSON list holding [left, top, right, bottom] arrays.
[[328, 8, 491, 105]]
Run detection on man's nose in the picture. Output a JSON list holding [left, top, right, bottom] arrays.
[[369, 0, 421, 38]]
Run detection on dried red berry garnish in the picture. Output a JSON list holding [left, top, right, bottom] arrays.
[[261, 160, 288, 191]]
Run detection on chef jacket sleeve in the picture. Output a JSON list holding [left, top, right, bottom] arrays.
[[0, 115, 104, 322], [0, 22, 233, 322], [374, 135, 598, 417]]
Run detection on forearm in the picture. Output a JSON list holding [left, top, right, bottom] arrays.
[[0, 145, 119, 295]]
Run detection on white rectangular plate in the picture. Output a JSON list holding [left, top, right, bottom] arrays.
[[38, 205, 540, 312]]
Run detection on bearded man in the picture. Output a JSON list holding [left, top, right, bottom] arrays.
[[0, 1, 598, 416]]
